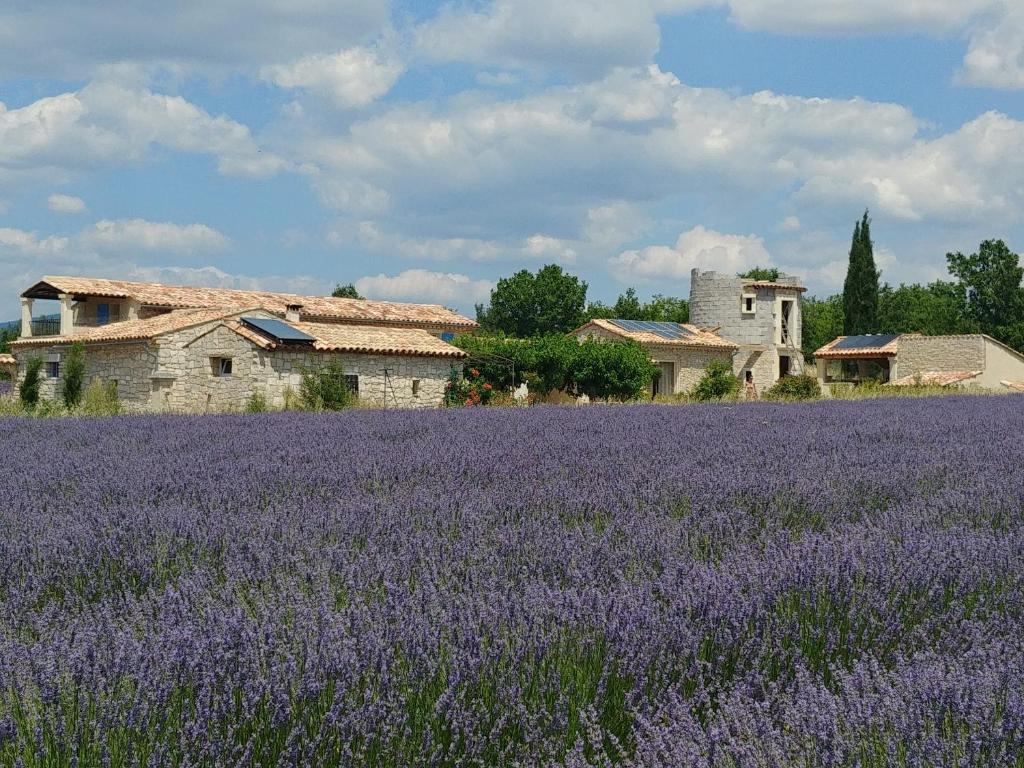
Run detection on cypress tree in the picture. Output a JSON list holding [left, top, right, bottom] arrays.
[[843, 210, 880, 335]]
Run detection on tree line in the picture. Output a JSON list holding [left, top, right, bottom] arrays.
[[804, 211, 1024, 359]]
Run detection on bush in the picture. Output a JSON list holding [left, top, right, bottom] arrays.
[[764, 374, 821, 401], [443, 367, 494, 407], [80, 380, 121, 416], [570, 338, 658, 401], [61, 343, 86, 408], [299, 361, 354, 411], [692, 359, 741, 401], [19, 357, 43, 408], [246, 391, 268, 413]]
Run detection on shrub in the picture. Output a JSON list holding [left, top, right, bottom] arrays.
[[19, 357, 43, 408], [444, 367, 494, 407], [570, 338, 658, 401], [764, 374, 821, 401], [299, 361, 353, 411], [246, 391, 268, 413], [692, 359, 741, 401], [61, 343, 86, 408], [79, 380, 121, 416]]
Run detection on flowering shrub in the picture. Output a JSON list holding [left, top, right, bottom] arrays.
[[1, 396, 1023, 765], [443, 366, 494, 407]]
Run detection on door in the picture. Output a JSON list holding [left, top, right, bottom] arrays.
[[97, 303, 110, 326], [779, 355, 791, 378], [652, 361, 675, 397]]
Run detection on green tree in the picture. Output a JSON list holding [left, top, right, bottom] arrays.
[[61, 343, 86, 408], [585, 291, 689, 324], [738, 266, 780, 281], [299, 360, 354, 410], [876, 281, 973, 336], [691, 359, 741, 401], [477, 264, 588, 337], [842, 210, 880, 335], [19, 357, 43, 408], [802, 294, 845, 359], [570, 338, 658, 401], [331, 283, 363, 299], [946, 239, 1024, 351], [645, 295, 689, 324]]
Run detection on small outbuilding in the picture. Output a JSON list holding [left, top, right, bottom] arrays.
[[573, 319, 738, 397], [814, 333, 1024, 394]]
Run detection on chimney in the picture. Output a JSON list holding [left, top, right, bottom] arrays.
[[285, 304, 302, 323]]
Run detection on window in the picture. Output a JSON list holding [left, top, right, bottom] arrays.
[[412, 379, 421, 396], [212, 357, 233, 377], [440, 332, 455, 342], [97, 303, 110, 326], [345, 374, 359, 395], [741, 294, 757, 314], [45, 361, 60, 379]]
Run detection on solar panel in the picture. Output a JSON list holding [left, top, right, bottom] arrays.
[[609, 319, 693, 340], [241, 317, 316, 344], [833, 334, 899, 350]]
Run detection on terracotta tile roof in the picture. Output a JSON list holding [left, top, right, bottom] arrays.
[[28, 276, 477, 329], [742, 281, 807, 292], [1001, 380, 1024, 393], [8, 308, 242, 348], [814, 335, 901, 358], [226, 319, 467, 358], [889, 371, 982, 387], [578, 319, 739, 349]]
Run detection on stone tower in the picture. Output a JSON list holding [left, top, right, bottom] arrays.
[[689, 268, 806, 390]]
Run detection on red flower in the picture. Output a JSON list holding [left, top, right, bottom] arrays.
[[483, 383, 493, 391], [470, 368, 480, 377]]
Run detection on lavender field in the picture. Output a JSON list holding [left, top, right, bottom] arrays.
[[1, 397, 1023, 767]]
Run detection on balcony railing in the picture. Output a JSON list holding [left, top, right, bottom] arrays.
[[29, 318, 61, 337]]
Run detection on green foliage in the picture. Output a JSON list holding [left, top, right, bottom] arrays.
[[802, 294, 845, 359], [443, 366, 494, 407], [570, 337, 659, 401], [246, 391, 268, 413], [476, 264, 588, 337], [585, 289, 689, 324], [299, 360, 354, 411], [61, 343, 86, 408], [331, 283, 363, 299], [691, 359, 741, 401], [876, 281, 974, 336], [946, 239, 1024, 351], [80, 380, 121, 416], [19, 357, 43, 408], [738, 266, 781, 281], [764, 374, 821, 401], [843, 210, 880, 335]]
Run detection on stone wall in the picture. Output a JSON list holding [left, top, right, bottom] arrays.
[[896, 335, 985, 378], [11, 343, 157, 406]]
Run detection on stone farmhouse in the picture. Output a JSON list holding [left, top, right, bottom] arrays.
[[7, 276, 475, 411], [572, 319, 739, 397], [814, 333, 1024, 394]]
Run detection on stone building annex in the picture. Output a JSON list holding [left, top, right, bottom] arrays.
[[7, 276, 476, 410]]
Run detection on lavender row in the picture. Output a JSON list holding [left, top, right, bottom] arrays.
[[1, 396, 1023, 766]]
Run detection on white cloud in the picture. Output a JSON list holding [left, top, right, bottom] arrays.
[[961, 5, 1024, 89], [725, 0, 997, 34], [609, 225, 771, 282], [261, 46, 403, 108], [81, 219, 229, 254], [47, 193, 86, 214], [355, 269, 494, 305], [0, 0, 390, 79], [0, 227, 70, 256], [523, 234, 578, 262], [0, 82, 286, 191], [778, 216, 801, 232]]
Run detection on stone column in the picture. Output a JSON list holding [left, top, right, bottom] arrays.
[[58, 293, 74, 336], [20, 297, 33, 338]]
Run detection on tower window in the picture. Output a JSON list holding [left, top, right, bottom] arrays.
[[741, 294, 757, 314]]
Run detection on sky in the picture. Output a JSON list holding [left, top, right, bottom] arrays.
[[1, 0, 1022, 318]]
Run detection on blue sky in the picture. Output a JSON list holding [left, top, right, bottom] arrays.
[[1, 0, 1022, 318]]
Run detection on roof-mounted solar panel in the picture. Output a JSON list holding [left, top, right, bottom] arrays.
[[241, 316, 316, 344], [833, 334, 899, 350], [609, 319, 693, 340]]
